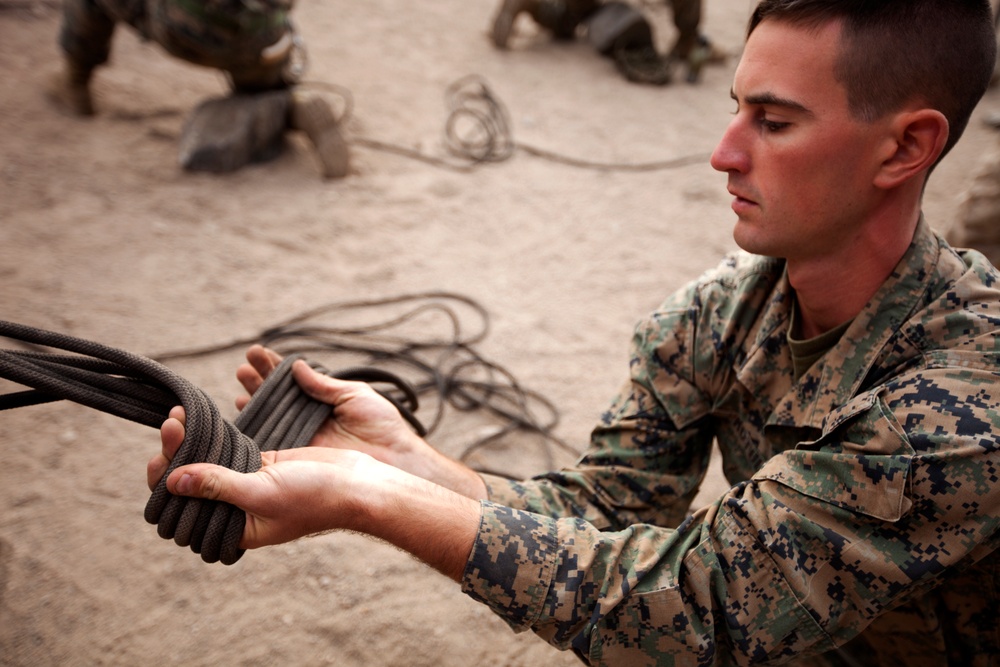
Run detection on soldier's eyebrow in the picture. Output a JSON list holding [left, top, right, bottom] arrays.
[[729, 88, 814, 117]]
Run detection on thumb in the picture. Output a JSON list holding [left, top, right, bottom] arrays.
[[166, 463, 250, 505], [292, 359, 350, 404]]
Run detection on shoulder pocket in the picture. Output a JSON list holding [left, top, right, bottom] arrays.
[[755, 392, 914, 522]]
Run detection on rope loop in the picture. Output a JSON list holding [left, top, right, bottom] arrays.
[[443, 74, 514, 163]]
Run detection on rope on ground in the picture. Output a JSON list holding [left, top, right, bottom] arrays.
[[342, 74, 710, 173], [151, 291, 578, 473]]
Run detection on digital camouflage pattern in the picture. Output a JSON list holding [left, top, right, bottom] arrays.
[[59, 0, 294, 91], [461, 218, 1000, 666]]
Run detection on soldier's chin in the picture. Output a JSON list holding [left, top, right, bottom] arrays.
[[731, 222, 773, 256]]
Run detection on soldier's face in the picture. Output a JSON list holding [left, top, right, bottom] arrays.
[[710, 19, 889, 262]]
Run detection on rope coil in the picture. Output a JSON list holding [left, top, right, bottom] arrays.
[[0, 320, 421, 565]]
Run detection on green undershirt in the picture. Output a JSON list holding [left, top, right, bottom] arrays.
[[787, 303, 852, 381]]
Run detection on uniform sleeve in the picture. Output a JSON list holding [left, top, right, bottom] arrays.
[[460, 492, 834, 665], [461, 361, 1000, 665], [480, 275, 720, 531]]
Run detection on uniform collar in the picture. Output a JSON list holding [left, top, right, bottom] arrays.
[[740, 216, 941, 431]]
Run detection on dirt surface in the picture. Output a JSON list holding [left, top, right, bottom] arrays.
[[1, 1, 997, 665]]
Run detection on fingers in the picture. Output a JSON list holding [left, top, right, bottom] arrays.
[[235, 345, 283, 409], [164, 459, 343, 549], [167, 404, 186, 429], [248, 345, 283, 381], [166, 462, 246, 503], [148, 406, 186, 491], [290, 358, 353, 404], [146, 456, 168, 491], [264, 447, 353, 465]]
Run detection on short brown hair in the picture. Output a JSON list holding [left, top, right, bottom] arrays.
[[748, 0, 996, 161]]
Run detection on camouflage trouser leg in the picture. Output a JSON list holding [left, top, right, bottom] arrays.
[[57, 0, 288, 92], [58, 0, 119, 71], [667, 0, 702, 58], [143, 1, 292, 93], [142, 0, 291, 92]]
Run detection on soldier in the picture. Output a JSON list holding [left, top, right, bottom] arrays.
[[947, 117, 1000, 269], [489, 0, 722, 83], [148, 0, 1000, 664], [47, 0, 348, 178], [946, 7, 1000, 268]]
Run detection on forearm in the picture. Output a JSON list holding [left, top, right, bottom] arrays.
[[350, 457, 483, 582], [388, 431, 490, 501], [164, 447, 482, 580]]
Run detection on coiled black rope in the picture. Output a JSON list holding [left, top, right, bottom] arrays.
[[0, 320, 422, 565], [442, 75, 515, 163]]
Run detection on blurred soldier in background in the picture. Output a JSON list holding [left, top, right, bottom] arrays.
[[948, 115, 1000, 268], [47, 0, 348, 179], [490, 0, 724, 84], [947, 3, 1000, 267]]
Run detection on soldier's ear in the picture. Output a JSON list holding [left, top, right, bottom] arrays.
[[873, 109, 949, 190]]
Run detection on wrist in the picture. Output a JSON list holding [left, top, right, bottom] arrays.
[[391, 432, 489, 500], [349, 459, 482, 581]]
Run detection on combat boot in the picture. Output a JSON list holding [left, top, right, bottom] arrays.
[[492, 0, 599, 48], [670, 34, 728, 83], [491, 0, 538, 49], [46, 59, 95, 116], [178, 90, 290, 173], [288, 90, 349, 179], [587, 2, 672, 86]]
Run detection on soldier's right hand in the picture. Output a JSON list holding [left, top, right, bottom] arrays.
[[235, 345, 488, 500]]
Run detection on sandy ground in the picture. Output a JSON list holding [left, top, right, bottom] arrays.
[[1, 0, 998, 665]]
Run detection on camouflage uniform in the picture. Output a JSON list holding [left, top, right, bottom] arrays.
[[461, 218, 1000, 665], [59, 0, 295, 92], [665, 0, 701, 60]]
